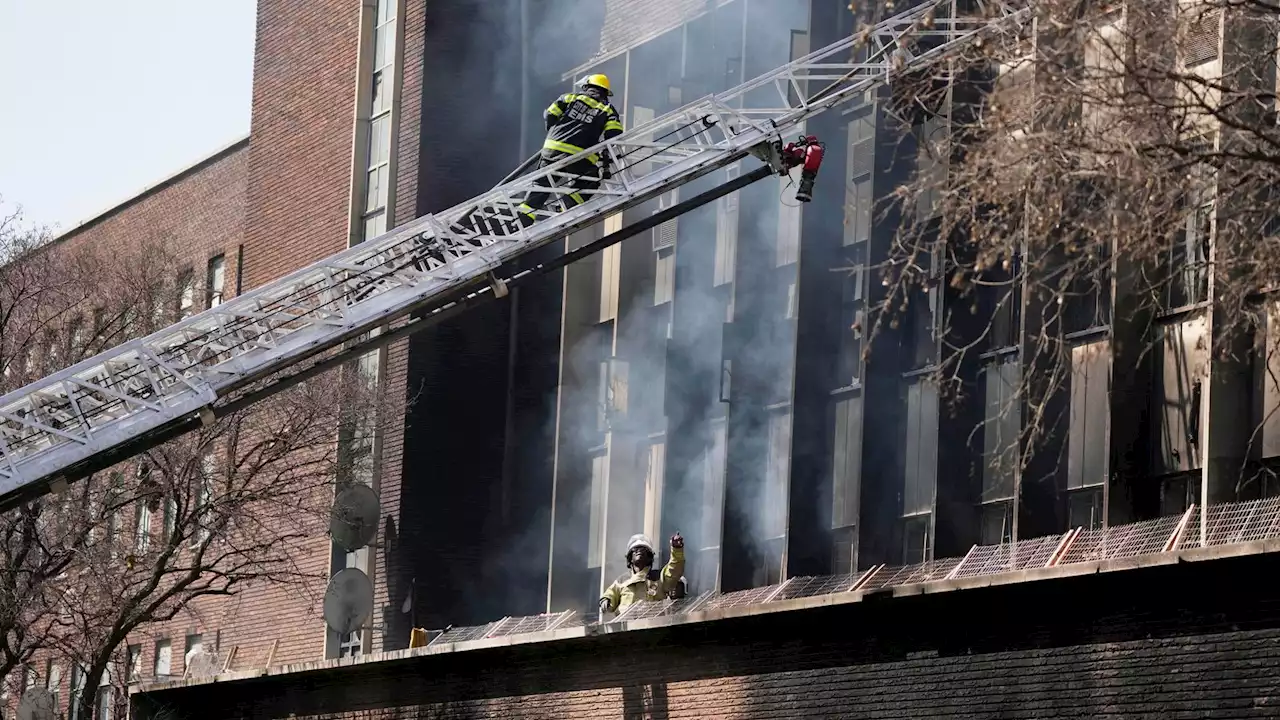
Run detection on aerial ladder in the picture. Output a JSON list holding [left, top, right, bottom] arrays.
[[0, 0, 1029, 511]]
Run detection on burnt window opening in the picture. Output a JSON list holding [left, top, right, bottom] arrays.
[[1167, 203, 1212, 310], [909, 274, 940, 370], [1153, 317, 1208, 476], [903, 379, 939, 523], [587, 451, 608, 572], [832, 524, 857, 575], [1067, 486, 1104, 530], [982, 356, 1021, 507], [902, 513, 933, 564], [695, 419, 728, 595], [763, 407, 793, 544], [846, 111, 876, 248], [989, 257, 1023, 351], [915, 112, 949, 222], [1167, 148, 1215, 311], [837, 266, 866, 389], [832, 394, 863, 539], [715, 164, 741, 287], [1068, 339, 1111, 491], [980, 500, 1014, 545], [1160, 471, 1201, 517], [1064, 239, 1112, 334]]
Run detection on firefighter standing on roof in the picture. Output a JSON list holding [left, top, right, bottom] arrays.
[[599, 532, 685, 616], [518, 74, 625, 224]]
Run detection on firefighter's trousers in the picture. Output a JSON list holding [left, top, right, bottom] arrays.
[[518, 152, 602, 222]]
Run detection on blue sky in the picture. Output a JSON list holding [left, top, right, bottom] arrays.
[[0, 0, 257, 232]]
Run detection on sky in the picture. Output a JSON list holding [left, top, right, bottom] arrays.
[[0, 0, 258, 233]]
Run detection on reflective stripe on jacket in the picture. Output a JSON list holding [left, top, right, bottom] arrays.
[[543, 91, 624, 166], [600, 546, 684, 613]]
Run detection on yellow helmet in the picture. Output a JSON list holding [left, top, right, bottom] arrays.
[[579, 73, 613, 96]]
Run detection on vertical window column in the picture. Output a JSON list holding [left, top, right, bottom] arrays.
[[696, 420, 728, 594], [1068, 339, 1111, 528], [831, 394, 863, 573], [68, 665, 86, 720], [360, 0, 399, 241], [587, 451, 609, 597], [760, 407, 792, 584], [903, 379, 938, 563], [329, 0, 401, 659], [980, 355, 1020, 544]]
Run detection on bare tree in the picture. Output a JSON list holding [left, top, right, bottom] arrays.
[[49, 366, 382, 720], [0, 202, 114, 701], [0, 199, 396, 718], [855, 0, 1280, 499]]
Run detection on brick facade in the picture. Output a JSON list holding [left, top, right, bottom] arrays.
[[46, 141, 247, 287], [239, 0, 360, 291], [210, 0, 363, 670], [135, 549, 1280, 719]]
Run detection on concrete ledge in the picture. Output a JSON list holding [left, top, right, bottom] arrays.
[[132, 537, 1280, 695]]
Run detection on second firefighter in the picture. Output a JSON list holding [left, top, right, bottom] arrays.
[[599, 532, 685, 616]]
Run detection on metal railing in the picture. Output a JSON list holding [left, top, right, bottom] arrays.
[[424, 498, 1280, 649]]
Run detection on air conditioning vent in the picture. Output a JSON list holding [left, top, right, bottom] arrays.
[[654, 219, 678, 251], [652, 189, 680, 251]]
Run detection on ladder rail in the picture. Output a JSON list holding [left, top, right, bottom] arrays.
[[0, 0, 1030, 502]]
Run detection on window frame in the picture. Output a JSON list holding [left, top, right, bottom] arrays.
[[153, 638, 172, 677], [206, 254, 226, 308]]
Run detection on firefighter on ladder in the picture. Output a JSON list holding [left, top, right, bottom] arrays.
[[599, 532, 686, 617], [517, 74, 625, 226]]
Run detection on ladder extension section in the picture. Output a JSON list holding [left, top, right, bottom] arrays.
[[0, 0, 1029, 503]]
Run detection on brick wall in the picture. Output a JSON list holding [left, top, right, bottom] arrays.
[[239, 0, 360, 291], [48, 141, 247, 285], [216, 0, 361, 670], [135, 550, 1280, 719]]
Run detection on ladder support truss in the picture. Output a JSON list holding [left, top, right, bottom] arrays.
[[0, 0, 1030, 505]]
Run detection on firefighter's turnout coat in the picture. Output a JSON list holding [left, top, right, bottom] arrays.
[[600, 545, 685, 613], [542, 91, 625, 165]]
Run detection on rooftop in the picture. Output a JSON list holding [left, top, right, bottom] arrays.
[[47, 135, 249, 245]]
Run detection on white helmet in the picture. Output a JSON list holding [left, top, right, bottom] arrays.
[[625, 533, 655, 559]]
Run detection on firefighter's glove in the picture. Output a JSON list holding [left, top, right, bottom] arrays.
[[670, 532, 684, 550], [598, 597, 612, 616], [600, 163, 612, 181]]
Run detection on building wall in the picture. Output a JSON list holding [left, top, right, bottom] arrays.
[[35, 141, 247, 291], [239, 0, 361, 290], [133, 549, 1280, 719]]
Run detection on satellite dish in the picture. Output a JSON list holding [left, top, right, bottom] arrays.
[[184, 648, 220, 678], [323, 567, 374, 636], [329, 484, 380, 552], [18, 688, 56, 720]]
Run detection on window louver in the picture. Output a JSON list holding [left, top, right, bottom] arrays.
[[1183, 9, 1220, 67]]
